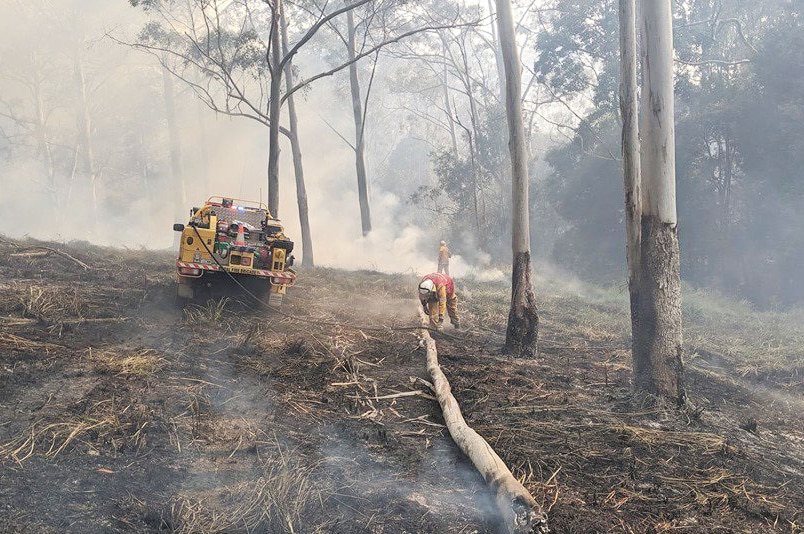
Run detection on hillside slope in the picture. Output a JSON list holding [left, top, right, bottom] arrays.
[[0, 238, 801, 533]]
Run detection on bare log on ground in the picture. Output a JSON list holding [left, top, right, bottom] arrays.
[[0, 238, 91, 270], [417, 308, 548, 534]]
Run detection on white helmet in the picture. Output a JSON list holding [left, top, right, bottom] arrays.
[[440, 240, 446, 246], [418, 279, 435, 296]]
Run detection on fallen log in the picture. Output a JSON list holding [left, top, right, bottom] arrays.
[[418, 308, 548, 534], [0, 238, 91, 270]]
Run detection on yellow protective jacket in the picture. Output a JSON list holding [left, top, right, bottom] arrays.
[[438, 244, 451, 264]]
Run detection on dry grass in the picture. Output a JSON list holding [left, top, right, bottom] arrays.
[[17, 286, 59, 318], [0, 331, 65, 352], [183, 298, 230, 325], [684, 289, 804, 380], [1, 240, 801, 533], [92, 348, 168, 378], [160, 441, 331, 533], [464, 268, 804, 383], [11, 283, 86, 321], [0, 403, 151, 463]]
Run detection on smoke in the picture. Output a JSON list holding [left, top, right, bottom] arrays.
[[318, 431, 499, 528], [0, 0, 511, 283]]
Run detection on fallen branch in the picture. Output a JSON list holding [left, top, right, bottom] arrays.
[[371, 390, 423, 400], [0, 238, 91, 270], [417, 306, 548, 534]]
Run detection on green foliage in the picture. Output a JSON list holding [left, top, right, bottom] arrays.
[[536, 0, 804, 308], [534, 0, 619, 116]]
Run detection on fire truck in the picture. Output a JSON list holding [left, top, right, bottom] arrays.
[[173, 196, 296, 306]]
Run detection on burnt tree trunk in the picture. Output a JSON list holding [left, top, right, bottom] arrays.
[[633, 217, 684, 399], [496, 0, 539, 357], [506, 252, 539, 356], [634, 0, 684, 402]]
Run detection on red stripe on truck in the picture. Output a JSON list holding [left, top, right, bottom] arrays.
[[175, 260, 295, 282]]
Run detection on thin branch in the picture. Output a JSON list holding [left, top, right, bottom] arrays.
[[318, 113, 355, 149], [282, 20, 478, 105], [279, 0, 374, 72], [675, 57, 751, 67], [358, 50, 379, 146]]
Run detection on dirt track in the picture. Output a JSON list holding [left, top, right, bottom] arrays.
[[0, 239, 802, 533]]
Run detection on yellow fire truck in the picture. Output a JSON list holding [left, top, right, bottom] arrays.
[[173, 196, 296, 306]]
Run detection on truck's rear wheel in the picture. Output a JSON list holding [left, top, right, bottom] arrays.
[[268, 292, 284, 308], [177, 279, 195, 299]]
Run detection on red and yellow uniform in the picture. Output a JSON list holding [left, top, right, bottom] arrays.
[[437, 243, 451, 275], [419, 273, 459, 329]]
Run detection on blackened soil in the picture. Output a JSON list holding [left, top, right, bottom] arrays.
[[0, 241, 497, 533], [1, 239, 802, 534]]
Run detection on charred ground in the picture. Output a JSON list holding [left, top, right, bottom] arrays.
[[0, 238, 801, 533]]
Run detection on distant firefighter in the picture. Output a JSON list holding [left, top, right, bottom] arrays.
[[418, 273, 460, 331], [437, 240, 452, 275]]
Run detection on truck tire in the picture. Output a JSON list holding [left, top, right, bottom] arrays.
[[268, 292, 283, 308], [177, 282, 194, 300]]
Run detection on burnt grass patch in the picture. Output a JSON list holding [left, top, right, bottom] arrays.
[[0, 237, 801, 533]]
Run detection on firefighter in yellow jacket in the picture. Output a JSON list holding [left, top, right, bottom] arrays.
[[418, 273, 460, 330], [437, 240, 451, 275]]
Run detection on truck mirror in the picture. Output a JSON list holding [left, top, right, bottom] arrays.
[[173, 223, 185, 232]]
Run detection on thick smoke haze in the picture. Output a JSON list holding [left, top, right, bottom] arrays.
[[0, 0, 515, 281], [2, 0, 801, 307]]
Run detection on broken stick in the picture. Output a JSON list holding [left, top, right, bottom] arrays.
[[0, 238, 91, 270], [417, 307, 548, 534]]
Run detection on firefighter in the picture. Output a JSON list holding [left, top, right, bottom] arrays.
[[437, 240, 452, 275], [418, 273, 460, 330]]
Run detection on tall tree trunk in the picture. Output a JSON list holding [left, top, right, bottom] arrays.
[[267, 0, 283, 218], [496, 0, 539, 358], [346, 3, 372, 236], [74, 50, 98, 227], [457, 38, 493, 236], [194, 96, 210, 194], [280, 8, 315, 266], [466, 132, 482, 234], [162, 65, 185, 223], [619, 0, 642, 364], [719, 133, 733, 282], [486, 0, 507, 102], [27, 51, 56, 206], [635, 0, 684, 402], [441, 44, 459, 158], [31, 66, 56, 206]]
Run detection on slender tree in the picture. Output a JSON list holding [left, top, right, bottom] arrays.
[[266, 0, 284, 217], [619, 0, 641, 359], [162, 64, 185, 225], [280, 7, 314, 266], [128, 0, 455, 233], [73, 48, 100, 226], [496, 0, 538, 357], [633, 0, 684, 402], [345, 2, 372, 236]]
